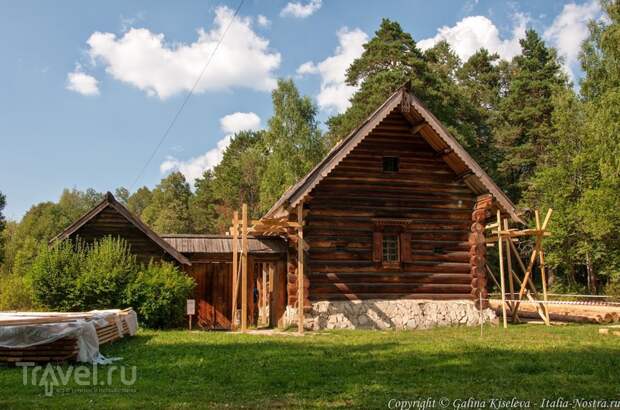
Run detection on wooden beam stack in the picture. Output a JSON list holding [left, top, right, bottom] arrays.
[[0, 309, 136, 364]]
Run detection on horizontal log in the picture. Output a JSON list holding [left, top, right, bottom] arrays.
[[310, 283, 473, 294], [310, 272, 472, 284], [309, 293, 474, 301]]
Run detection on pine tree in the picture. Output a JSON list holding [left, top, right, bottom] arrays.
[[495, 29, 567, 200], [326, 19, 480, 157], [456, 49, 504, 175]]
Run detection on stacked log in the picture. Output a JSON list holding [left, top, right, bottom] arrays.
[[490, 300, 620, 324], [0, 337, 79, 363], [0, 309, 136, 364]]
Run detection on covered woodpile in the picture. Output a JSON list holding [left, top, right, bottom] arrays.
[[0, 309, 137, 364]]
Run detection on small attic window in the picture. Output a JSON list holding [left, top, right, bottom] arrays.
[[383, 156, 399, 172]]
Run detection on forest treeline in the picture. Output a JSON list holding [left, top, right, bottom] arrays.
[[1, 1, 619, 307]]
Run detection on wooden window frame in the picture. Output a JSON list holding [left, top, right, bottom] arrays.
[[372, 218, 413, 269], [382, 156, 400, 173]]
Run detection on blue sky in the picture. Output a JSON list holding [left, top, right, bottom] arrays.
[[0, 0, 603, 220]]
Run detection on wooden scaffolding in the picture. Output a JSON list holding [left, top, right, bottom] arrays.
[[230, 203, 306, 334], [486, 209, 553, 327]]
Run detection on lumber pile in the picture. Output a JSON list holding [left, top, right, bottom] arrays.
[[0, 309, 137, 364], [95, 310, 134, 345], [490, 299, 620, 324], [0, 337, 79, 364]]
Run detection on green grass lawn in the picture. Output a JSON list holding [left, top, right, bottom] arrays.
[[1, 324, 619, 409]]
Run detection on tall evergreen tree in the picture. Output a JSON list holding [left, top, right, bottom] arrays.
[[326, 19, 480, 156], [495, 29, 567, 200], [259, 79, 325, 212], [142, 172, 192, 234]]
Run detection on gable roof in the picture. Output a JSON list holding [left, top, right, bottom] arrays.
[[51, 192, 191, 265], [265, 86, 523, 224]]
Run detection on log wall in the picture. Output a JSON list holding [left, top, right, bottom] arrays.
[[296, 111, 480, 303], [68, 207, 175, 264]]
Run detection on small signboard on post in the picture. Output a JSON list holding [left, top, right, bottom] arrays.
[[186, 299, 195, 330]]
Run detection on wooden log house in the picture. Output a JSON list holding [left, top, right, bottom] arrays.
[[53, 86, 522, 330], [262, 86, 522, 318]]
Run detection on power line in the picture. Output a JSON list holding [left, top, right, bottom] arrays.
[[129, 0, 246, 191]]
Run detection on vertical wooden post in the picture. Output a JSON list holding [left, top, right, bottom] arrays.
[[241, 204, 248, 331], [497, 210, 508, 329], [268, 263, 274, 327], [297, 203, 305, 334], [262, 264, 267, 326], [535, 210, 550, 326], [503, 219, 517, 322], [231, 211, 239, 330]]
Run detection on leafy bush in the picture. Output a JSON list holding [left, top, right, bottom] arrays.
[[125, 262, 195, 329], [30, 241, 83, 311], [28, 237, 194, 328], [0, 273, 34, 310], [75, 237, 137, 310]]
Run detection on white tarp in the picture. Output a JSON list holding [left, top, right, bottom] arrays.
[[0, 309, 138, 363]]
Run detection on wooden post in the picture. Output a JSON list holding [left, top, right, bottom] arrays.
[[241, 204, 248, 331], [231, 211, 239, 330], [297, 203, 305, 334], [503, 219, 518, 322], [261, 264, 267, 326], [268, 263, 274, 328], [536, 210, 550, 326], [497, 210, 508, 329]]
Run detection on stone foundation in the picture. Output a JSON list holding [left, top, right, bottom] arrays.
[[285, 299, 497, 330]]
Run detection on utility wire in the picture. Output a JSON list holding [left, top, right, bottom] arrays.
[[129, 0, 246, 191]]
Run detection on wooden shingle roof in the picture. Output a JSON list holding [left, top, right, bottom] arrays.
[[160, 234, 286, 254], [265, 86, 523, 223]]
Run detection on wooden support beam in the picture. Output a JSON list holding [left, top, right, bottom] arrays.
[[536, 210, 551, 326], [231, 211, 239, 330], [496, 210, 508, 329], [262, 264, 267, 326], [410, 122, 426, 135], [297, 203, 305, 334], [241, 204, 248, 331], [504, 219, 518, 322]]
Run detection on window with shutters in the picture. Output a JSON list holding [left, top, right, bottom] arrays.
[[372, 218, 412, 268]]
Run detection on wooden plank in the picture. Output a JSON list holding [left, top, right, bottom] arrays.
[[241, 204, 248, 331], [298, 203, 305, 334], [496, 211, 508, 328]]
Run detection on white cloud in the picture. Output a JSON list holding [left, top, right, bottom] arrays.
[[219, 112, 261, 134], [66, 66, 100, 96], [418, 13, 528, 62], [280, 0, 321, 18], [257, 14, 271, 28], [161, 112, 261, 183], [84, 6, 281, 99], [297, 27, 368, 113], [544, 1, 601, 79]]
